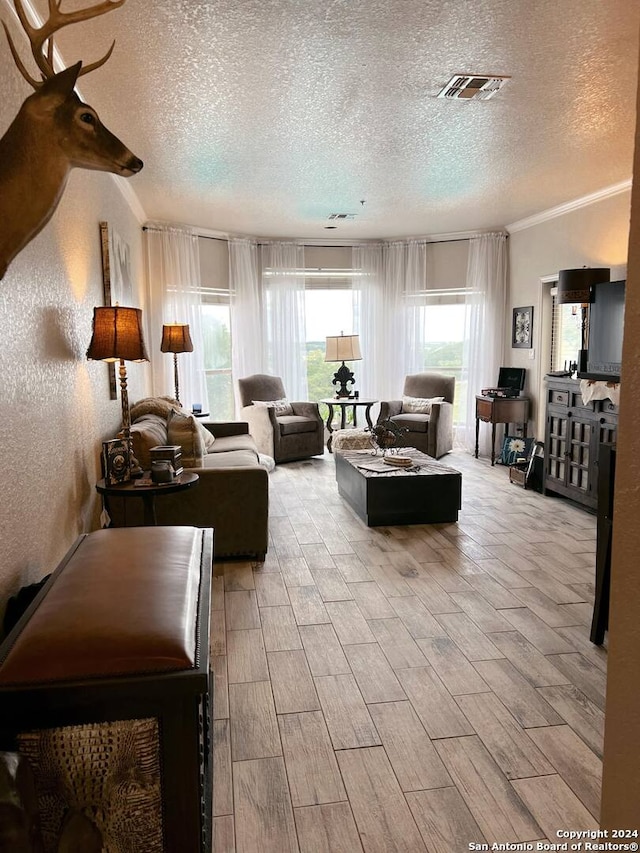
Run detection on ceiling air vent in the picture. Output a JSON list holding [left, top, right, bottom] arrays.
[[328, 213, 356, 221], [437, 74, 510, 101]]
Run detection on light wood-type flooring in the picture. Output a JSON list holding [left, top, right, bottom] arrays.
[[211, 449, 606, 852]]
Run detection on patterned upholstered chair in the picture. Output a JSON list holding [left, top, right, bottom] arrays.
[[238, 374, 325, 463], [377, 372, 455, 459]]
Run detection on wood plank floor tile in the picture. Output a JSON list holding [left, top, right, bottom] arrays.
[[320, 531, 356, 555], [512, 587, 584, 628], [299, 623, 351, 676], [406, 787, 486, 853], [368, 701, 452, 791], [325, 599, 376, 645], [267, 649, 320, 714], [280, 556, 316, 587], [212, 654, 229, 719], [488, 632, 570, 687], [416, 636, 490, 695], [314, 674, 381, 750], [213, 815, 235, 853], [279, 711, 346, 806], [405, 576, 462, 614], [294, 803, 363, 853], [229, 681, 281, 761], [518, 569, 587, 604], [288, 585, 331, 625], [511, 775, 598, 837], [233, 757, 299, 853], [213, 718, 233, 817], [395, 666, 474, 739], [337, 747, 427, 853], [537, 684, 605, 758], [211, 608, 226, 656], [420, 562, 475, 592], [332, 553, 373, 583], [301, 543, 336, 570], [435, 736, 543, 843], [455, 692, 554, 780], [343, 643, 406, 704], [260, 605, 303, 651], [311, 568, 354, 602], [474, 558, 532, 589], [449, 591, 513, 632], [526, 725, 602, 818], [472, 659, 564, 728], [226, 628, 269, 683], [466, 573, 524, 609], [546, 652, 607, 710], [225, 590, 261, 630], [255, 572, 290, 607], [500, 608, 574, 655], [348, 581, 396, 619], [365, 563, 413, 597], [292, 521, 323, 545], [436, 612, 504, 661], [367, 618, 429, 669], [224, 563, 256, 591], [212, 574, 225, 609], [389, 595, 447, 639]]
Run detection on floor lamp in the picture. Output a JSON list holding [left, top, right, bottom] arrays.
[[161, 323, 193, 405], [87, 305, 149, 475]]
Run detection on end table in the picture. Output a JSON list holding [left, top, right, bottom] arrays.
[[97, 471, 199, 526]]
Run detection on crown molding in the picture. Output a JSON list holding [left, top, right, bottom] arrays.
[[507, 180, 632, 233]]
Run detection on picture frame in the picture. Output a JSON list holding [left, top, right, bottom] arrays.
[[99, 221, 134, 399], [512, 305, 534, 349]]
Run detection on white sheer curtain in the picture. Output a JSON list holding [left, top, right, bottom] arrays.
[[145, 224, 208, 410], [229, 238, 264, 410], [462, 232, 508, 455], [353, 240, 428, 401], [261, 242, 308, 400]]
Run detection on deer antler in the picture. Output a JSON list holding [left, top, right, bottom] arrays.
[[3, 0, 125, 88]]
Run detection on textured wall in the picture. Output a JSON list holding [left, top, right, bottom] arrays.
[[0, 51, 149, 613]]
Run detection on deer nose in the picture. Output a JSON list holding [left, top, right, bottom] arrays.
[[130, 156, 143, 173]]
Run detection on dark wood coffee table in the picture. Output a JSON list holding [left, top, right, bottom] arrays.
[[334, 449, 461, 526]]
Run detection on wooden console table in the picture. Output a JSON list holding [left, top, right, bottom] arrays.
[[475, 395, 530, 465]]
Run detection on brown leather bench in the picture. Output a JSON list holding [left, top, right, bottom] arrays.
[[0, 526, 213, 853]]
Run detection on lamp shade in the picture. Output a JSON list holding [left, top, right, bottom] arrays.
[[557, 268, 610, 304], [86, 306, 149, 363], [161, 323, 194, 354], [325, 334, 362, 363]]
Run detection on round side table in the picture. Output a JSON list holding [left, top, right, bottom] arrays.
[[96, 471, 199, 526], [320, 398, 378, 452]]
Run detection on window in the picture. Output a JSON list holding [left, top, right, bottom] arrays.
[[305, 288, 355, 403], [201, 299, 233, 419], [420, 294, 466, 424], [550, 293, 581, 371]]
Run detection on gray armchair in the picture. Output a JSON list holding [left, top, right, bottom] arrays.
[[377, 372, 455, 459], [238, 373, 325, 463]]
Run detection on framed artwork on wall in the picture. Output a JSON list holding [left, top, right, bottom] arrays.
[[512, 305, 534, 349], [99, 221, 134, 399]]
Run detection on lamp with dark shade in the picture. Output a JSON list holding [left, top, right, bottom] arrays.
[[557, 268, 610, 370], [161, 323, 193, 404], [87, 306, 149, 475], [325, 332, 362, 398]]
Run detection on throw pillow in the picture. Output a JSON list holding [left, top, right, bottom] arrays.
[[130, 396, 181, 422], [401, 395, 445, 414], [126, 414, 168, 470], [167, 409, 205, 467], [252, 398, 294, 416]]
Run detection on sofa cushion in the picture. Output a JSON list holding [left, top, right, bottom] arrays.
[[208, 434, 259, 456], [391, 413, 430, 433], [401, 395, 444, 414], [201, 449, 261, 469], [167, 409, 205, 467], [129, 414, 169, 469], [277, 415, 318, 436]]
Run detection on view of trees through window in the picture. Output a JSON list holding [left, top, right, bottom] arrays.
[[201, 303, 234, 419]]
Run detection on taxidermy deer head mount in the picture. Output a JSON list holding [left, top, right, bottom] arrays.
[[0, 0, 143, 280]]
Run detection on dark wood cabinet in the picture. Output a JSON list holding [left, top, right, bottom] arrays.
[[544, 377, 618, 510]]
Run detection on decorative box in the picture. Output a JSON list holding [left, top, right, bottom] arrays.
[[149, 445, 183, 476]]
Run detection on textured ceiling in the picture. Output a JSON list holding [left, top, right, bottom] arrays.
[[7, 0, 640, 239]]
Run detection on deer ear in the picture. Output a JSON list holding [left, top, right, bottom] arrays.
[[39, 61, 82, 104]]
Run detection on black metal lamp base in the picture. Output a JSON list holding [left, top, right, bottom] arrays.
[[332, 361, 356, 398]]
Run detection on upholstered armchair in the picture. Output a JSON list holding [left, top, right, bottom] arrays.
[[377, 372, 455, 459], [238, 374, 325, 463]]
